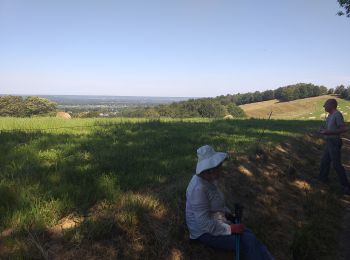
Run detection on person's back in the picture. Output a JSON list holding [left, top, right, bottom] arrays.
[[186, 174, 230, 239]]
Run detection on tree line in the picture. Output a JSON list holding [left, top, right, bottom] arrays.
[[122, 83, 330, 118], [120, 98, 246, 118], [214, 83, 328, 105], [0, 96, 57, 117], [330, 85, 350, 100], [1, 83, 349, 118]]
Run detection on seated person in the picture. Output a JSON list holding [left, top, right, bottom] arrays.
[[186, 145, 274, 260]]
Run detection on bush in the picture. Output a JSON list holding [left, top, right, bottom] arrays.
[[24, 96, 57, 116], [227, 103, 246, 117], [275, 83, 326, 102], [339, 86, 350, 100], [0, 96, 57, 117]]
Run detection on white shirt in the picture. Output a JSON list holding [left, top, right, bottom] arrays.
[[325, 110, 345, 138], [185, 175, 232, 239]]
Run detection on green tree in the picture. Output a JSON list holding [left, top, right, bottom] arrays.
[[337, 0, 350, 17], [253, 91, 263, 102], [262, 90, 274, 101], [311, 85, 321, 97], [24, 96, 57, 116], [227, 103, 246, 118], [319, 86, 328, 95], [0, 96, 25, 117], [280, 87, 296, 101], [328, 88, 335, 94], [335, 85, 346, 95], [340, 86, 350, 99], [274, 83, 327, 102], [143, 108, 160, 118]]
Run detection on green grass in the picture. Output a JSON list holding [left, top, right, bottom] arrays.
[[0, 117, 346, 259], [297, 98, 350, 121]]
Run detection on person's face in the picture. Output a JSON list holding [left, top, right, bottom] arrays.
[[208, 164, 223, 181], [323, 101, 333, 113]]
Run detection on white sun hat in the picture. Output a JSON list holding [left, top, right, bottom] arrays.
[[196, 145, 227, 175]]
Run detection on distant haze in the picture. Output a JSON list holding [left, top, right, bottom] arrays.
[[0, 94, 191, 106]]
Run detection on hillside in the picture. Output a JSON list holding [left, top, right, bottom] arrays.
[[0, 117, 349, 259], [240, 95, 350, 121]]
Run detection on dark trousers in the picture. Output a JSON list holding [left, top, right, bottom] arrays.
[[319, 138, 350, 188], [197, 229, 274, 260]]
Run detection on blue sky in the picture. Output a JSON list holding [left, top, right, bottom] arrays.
[[0, 0, 349, 97]]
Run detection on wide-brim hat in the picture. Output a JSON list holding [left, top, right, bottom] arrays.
[[196, 145, 227, 175]]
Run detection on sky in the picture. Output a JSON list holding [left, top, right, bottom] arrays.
[[0, 0, 349, 97]]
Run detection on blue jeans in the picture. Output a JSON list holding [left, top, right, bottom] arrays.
[[319, 138, 350, 188], [197, 229, 274, 260]]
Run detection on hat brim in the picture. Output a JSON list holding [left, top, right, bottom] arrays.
[[196, 152, 227, 175]]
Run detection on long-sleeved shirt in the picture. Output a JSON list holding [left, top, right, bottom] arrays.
[[185, 175, 231, 239]]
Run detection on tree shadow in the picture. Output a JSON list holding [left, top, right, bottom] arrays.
[[1, 118, 340, 259]]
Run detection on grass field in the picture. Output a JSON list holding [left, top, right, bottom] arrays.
[[240, 95, 350, 121], [0, 117, 348, 259]]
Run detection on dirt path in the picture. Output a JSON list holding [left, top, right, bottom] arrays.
[[337, 134, 350, 260]]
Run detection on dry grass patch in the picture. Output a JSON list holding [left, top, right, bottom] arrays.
[[219, 134, 344, 259], [240, 95, 346, 119]]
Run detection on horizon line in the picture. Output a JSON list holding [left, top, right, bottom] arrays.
[[0, 93, 199, 99]]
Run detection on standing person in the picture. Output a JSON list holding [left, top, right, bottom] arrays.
[[186, 145, 274, 260], [319, 99, 350, 195]]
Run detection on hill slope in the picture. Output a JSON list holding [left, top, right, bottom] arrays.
[[0, 117, 348, 259], [240, 95, 350, 121]]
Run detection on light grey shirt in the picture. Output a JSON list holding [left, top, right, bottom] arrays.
[[326, 110, 345, 138], [185, 175, 231, 239]]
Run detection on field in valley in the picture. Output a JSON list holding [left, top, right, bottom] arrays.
[[240, 95, 350, 121], [0, 113, 349, 259]]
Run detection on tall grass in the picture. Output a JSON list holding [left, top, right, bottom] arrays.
[[0, 117, 345, 259]]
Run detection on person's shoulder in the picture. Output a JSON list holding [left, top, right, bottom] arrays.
[[187, 178, 207, 201], [335, 110, 345, 118], [335, 110, 342, 115], [191, 176, 208, 191], [330, 110, 343, 119], [188, 175, 202, 188]]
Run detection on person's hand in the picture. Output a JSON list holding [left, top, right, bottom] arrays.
[[225, 212, 236, 223], [230, 224, 245, 234]]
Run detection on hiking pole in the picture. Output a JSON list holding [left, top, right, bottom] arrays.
[[256, 110, 273, 147], [234, 203, 243, 260]]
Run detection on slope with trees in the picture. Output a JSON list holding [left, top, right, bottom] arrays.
[[336, 85, 350, 100], [120, 83, 330, 118]]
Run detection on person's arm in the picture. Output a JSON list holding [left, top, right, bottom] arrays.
[[320, 125, 348, 135], [190, 187, 231, 236]]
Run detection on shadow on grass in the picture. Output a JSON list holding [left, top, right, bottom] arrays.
[[0, 118, 342, 259]]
